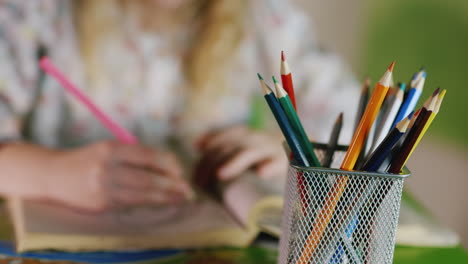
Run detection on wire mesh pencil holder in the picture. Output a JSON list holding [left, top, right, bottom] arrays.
[[278, 143, 410, 264]]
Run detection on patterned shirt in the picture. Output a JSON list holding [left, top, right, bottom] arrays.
[[0, 0, 359, 151]]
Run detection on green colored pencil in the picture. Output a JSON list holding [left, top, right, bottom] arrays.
[[257, 74, 310, 167], [272, 76, 321, 167]]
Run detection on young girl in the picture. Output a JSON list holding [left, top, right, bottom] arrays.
[[0, 0, 359, 212]]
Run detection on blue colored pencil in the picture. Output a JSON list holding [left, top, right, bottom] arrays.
[[392, 71, 426, 127], [329, 216, 359, 264], [257, 74, 310, 167]]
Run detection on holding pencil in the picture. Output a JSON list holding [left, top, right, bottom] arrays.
[[39, 57, 138, 144]]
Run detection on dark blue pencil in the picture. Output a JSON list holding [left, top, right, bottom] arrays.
[[257, 74, 310, 167], [361, 113, 412, 172]]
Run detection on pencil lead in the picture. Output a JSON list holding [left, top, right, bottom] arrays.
[[434, 89, 447, 113], [432, 87, 441, 97], [281, 50, 286, 61], [388, 61, 395, 72], [439, 89, 447, 99], [257, 73, 263, 80], [272, 76, 279, 84], [420, 66, 426, 71], [258, 75, 272, 95], [338, 112, 344, 121], [398, 82, 406, 91], [362, 77, 371, 93]]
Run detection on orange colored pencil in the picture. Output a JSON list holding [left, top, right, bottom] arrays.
[[296, 62, 394, 264], [280, 51, 297, 110], [342, 62, 394, 170]]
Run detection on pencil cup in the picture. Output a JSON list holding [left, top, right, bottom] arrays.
[[278, 143, 410, 264]]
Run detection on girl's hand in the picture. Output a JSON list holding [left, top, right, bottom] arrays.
[[47, 141, 192, 212], [194, 126, 288, 189]]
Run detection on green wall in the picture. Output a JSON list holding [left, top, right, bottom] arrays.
[[362, 0, 468, 146]]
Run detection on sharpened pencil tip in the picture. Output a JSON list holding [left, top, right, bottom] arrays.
[[388, 61, 395, 72], [257, 73, 263, 80], [439, 89, 447, 99], [272, 76, 279, 84], [398, 82, 406, 91], [281, 51, 285, 61], [408, 111, 415, 119], [361, 77, 371, 93], [420, 66, 426, 71], [338, 112, 344, 121], [432, 87, 441, 97]]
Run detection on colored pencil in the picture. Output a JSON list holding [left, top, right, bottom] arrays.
[[297, 62, 395, 264], [388, 95, 438, 174], [407, 89, 446, 161], [354, 78, 371, 169], [272, 76, 321, 167], [392, 71, 426, 127], [362, 115, 411, 172], [325, 115, 411, 264], [280, 51, 297, 110], [329, 216, 359, 264], [257, 74, 310, 167], [371, 82, 406, 151], [323, 113, 343, 168], [354, 77, 371, 132], [39, 57, 138, 144], [342, 62, 394, 170], [358, 93, 440, 260]]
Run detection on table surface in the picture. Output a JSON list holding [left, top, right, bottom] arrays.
[[0, 244, 466, 264]]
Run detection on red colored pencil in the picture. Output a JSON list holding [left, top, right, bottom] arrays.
[[280, 51, 297, 110]]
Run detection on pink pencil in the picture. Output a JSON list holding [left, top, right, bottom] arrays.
[[39, 57, 138, 144]]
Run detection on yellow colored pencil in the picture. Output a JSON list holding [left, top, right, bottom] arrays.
[[406, 89, 446, 161]]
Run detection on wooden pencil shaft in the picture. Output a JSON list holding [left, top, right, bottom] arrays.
[[297, 177, 349, 264], [372, 86, 404, 151], [281, 74, 296, 110], [341, 82, 389, 171], [395, 89, 421, 124], [354, 81, 370, 132], [264, 93, 310, 167], [388, 108, 431, 173], [362, 129, 405, 172], [323, 114, 343, 168], [277, 93, 321, 167]]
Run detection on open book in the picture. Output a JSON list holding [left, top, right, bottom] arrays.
[[8, 174, 283, 252]]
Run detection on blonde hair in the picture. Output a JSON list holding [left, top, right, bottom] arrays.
[[74, 0, 247, 96]]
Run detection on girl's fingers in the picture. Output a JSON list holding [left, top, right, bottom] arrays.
[[217, 147, 270, 180], [111, 188, 185, 206], [198, 126, 247, 152], [113, 165, 193, 198], [110, 143, 183, 178], [255, 157, 288, 179]]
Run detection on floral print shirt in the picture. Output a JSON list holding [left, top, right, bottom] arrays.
[[0, 0, 359, 151]]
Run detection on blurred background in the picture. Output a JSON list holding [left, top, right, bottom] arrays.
[[295, 0, 468, 248]]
